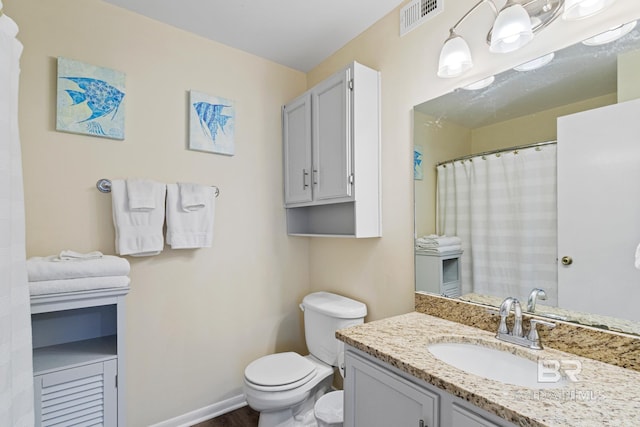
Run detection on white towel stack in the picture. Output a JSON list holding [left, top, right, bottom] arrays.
[[415, 235, 463, 254], [165, 183, 216, 249], [27, 251, 130, 296], [111, 179, 167, 256]]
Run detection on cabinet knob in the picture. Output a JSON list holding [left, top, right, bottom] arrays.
[[561, 256, 573, 266]]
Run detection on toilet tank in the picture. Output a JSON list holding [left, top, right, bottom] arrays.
[[300, 292, 367, 367]]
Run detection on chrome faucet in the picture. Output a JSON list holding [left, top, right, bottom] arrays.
[[496, 296, 555, 349], [527, 288, 547, 312]]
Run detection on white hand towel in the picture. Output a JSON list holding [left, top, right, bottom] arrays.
[[111, 179, 166, 256], [178, 182, 207, 212], [27, 254, 130, 281], [29, 276, 130, 296], [126, 179, 157, 211], [166, 183, 216, 249], [636, 243, 640, 270], [57, 250, 104, 261]]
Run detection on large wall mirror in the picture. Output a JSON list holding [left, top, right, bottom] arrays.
[[413, 20, 640, 336]]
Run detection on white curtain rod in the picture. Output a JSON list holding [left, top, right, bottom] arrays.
[[437, 140, 556, 167]]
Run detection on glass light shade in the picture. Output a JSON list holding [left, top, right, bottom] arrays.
[[582, 21, 637, 45], [438, 34, 473, 78], [562, 0, 616, 21], [462, 76, 495, 90], [490, 4, 534, 53], [514, 52, 555, 71]]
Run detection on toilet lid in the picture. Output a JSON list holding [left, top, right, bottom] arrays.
[[245, 352, 316, 387]]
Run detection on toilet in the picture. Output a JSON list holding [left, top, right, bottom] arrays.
[[243, 292, 366, 427], [314, 390, 344, 427]]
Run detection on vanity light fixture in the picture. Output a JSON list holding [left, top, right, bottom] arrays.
[[462, 75, 496, 90], [582, 20, 637, 45], [489, 1, 534, 53], [437, 0, 616, 78], [514, 52, 555, 71]]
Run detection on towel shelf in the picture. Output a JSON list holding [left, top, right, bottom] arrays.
[[96, 178, 220, 197]]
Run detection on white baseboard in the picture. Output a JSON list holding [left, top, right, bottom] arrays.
[[149, 394, 248, 427]]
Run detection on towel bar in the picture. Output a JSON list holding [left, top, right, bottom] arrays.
[[96, 178, 220, 197]]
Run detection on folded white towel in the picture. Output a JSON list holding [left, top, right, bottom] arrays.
[[416, 244, 463, 254], [57, 250, 104, 261], [29, 276, 130, 296], [178, 182, 207, 212], [126, 179, 157, 211], [111, 179, 167, 256], [166, 183, 216, 249], [27, 254, 130, 282], [416, 235, 462, 247]]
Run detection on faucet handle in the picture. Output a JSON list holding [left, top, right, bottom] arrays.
[[527, 318, 556, 349]]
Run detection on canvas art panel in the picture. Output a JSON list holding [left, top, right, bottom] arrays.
[[414, 145, 424, 180], [56, 57, 126, 140], [189, 90, 236, 156]]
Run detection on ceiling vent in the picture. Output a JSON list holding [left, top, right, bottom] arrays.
[[400, 0, 443, 36]]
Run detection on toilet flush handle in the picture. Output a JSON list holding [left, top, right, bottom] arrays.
[[299, 304, 305, 312]]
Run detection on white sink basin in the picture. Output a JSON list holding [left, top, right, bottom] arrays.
[[428, 342, 566, 389]]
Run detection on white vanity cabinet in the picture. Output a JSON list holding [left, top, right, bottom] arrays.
[[31, 287, 129, 427], [344, 348, 515, 427], [283, 61, 381, 237]]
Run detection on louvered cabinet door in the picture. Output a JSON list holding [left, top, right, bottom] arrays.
[[34, 359, 117, 427]]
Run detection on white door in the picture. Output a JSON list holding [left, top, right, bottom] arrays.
[[557, 98, 640, 321], [312, 68, 352, 202], [283, 93, 312, 205]]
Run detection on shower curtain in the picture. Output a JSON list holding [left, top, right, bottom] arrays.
[[0, 6, 35, 426], [437, 144, 558, 306]]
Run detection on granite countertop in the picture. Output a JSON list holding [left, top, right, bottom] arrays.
[[336, 312, 640, 427]]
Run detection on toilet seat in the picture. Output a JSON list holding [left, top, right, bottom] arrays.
[[245, 352, 317, 392]]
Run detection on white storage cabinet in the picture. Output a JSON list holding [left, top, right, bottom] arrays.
[[31, 287, 129, 427], [415, 251, 462, 298], [282, 61, 381, 237], [344, 347, 516, 427]]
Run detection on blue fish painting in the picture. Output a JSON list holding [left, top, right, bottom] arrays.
[[56, 58, 126, 140], [193, 102, 232, 141], [414, 145, 424, 180], [189, 91, 235, 156], [61, 77, 125, 123]]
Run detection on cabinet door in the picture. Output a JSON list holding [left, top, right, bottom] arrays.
[[34, 359, 117, 427], [283, 93, 313, 205], [451, 404, 504, 427], [312, 68, 352, 202], [345, 352, 438, 427]]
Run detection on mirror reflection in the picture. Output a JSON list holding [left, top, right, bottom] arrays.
[[413, 21, 640, 336]]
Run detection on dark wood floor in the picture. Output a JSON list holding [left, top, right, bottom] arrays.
[[192, 405, 259, 427]]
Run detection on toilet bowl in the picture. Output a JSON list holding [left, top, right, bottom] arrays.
[[243, 353, 333, 423], [243, 292, 367, 427], [314, 390, 344, 427]]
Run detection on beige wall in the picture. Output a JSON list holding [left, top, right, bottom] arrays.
[[414, 111, 471, 238], [306, 1, 640, 320], [471, 93, 616, 152], [618, 48, 640, 102], [7, 0, 308, 425]]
